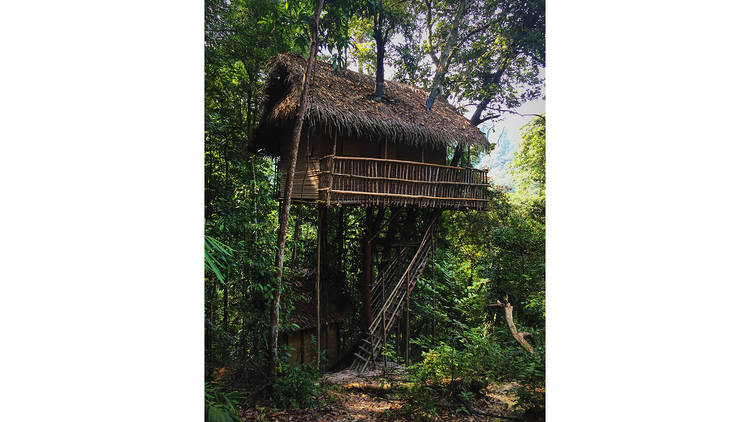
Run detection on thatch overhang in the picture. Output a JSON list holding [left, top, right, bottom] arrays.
[[255, 53, 488, 155]]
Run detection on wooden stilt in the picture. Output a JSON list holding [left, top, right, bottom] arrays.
[[337, 206, 344, 274], [291, 204, 302, 265], [382, 253, 387, 372], [362, 208, 374, 331], [316, 204, 323, 372], [405, 288, 410, 366]]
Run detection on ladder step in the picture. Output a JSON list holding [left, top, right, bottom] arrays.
[[358, 346, 372, 356], [356, 219, 435, 372], [354, 352, 370, 362]]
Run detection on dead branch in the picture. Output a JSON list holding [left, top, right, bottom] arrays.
[[500, 296, 535, 354]]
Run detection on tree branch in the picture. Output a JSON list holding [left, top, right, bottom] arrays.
[[455, 21, 493, 47], [499, 296, 535, 354], [476, 110, 542, 125], [425, 0, 439, 65]]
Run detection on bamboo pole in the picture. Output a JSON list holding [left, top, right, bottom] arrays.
[[382, 252, 387, 371], [405, 276, 410, 366], [316, 204, 323, 372], [326, 189, 489, 202]]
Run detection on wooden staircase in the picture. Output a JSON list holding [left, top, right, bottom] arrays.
[[352, 217, 437, 372]]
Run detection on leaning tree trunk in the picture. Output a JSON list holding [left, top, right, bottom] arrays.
[[268, 0, 325, 382]]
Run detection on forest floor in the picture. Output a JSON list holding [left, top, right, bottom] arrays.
[[243, 362, 523, 421]]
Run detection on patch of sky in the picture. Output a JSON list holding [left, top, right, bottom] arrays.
[[478, 127, 518, 189]]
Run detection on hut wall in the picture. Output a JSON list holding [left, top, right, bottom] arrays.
[[278, 130, 331, 201], [287, 331, 302, 365], [339, 137, 446, 165], [302, 329, 315, 364], [284, 325, 341, 368], [326, 324, 338, 363], [387, 141, 418, 162], [424, 144, 447, 165], [342, 137, 361, 157], [279, 127, 452, 203], [360, 139, 381, 158]]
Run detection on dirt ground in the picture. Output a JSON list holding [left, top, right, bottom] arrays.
[[243, 363, 523, 421]]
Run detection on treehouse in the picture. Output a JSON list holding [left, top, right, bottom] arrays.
[[255, 53, 490, 210], [255, 53, 490, 372]]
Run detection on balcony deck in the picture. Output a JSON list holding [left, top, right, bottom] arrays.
[[317, 155, 489, 210]]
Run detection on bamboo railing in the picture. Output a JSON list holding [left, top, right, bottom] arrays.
[[319, 155, 489, 210]]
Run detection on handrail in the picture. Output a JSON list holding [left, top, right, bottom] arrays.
[[371, 248, 409, 312], [385, 241, 431, 331], [319, 154, 488, 209], [320, 154, 489, 172], [322, 189, 490, 202], [368, 216, 437, 334]]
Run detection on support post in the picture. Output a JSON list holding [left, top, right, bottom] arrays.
[[291, 204, 302, 265], [361, 208, 374, 331], [406, 285, 410, 366], [316, 204, 324, 372], [338, 206, 345, 274], [382, 254, 387, 372]]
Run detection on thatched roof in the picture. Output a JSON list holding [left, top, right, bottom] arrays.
[[256, 53, 487, 153]]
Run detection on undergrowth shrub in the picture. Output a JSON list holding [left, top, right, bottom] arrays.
[[205, 382, 246, 422], [400, 325, 502, 412], [400, 324, 545, 417], [505, 339, 545, 418], [271, 362, 321, 409]]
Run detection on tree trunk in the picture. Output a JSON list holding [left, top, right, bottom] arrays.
[[268, 0, 325, 382], [425, 0, 470, 110], [448, 52, 515, 168], [242, 61, 257, 152], [374, 28, 386, 101]]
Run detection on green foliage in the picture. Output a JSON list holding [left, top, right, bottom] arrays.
[[393, 0, 544, 123], [400, 326, 496, 410], [205, 383, 247, 422], [401, 325, 544, 415], [401, 114, 546, 417], [205, 235, 235, 284], [204, 0, 546, 415], [510, 115, 546, 212], [271, 362, 322, 409]]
